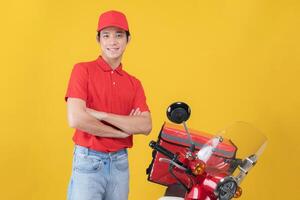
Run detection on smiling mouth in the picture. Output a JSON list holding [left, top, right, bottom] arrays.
[[107, 48, 119, 51]]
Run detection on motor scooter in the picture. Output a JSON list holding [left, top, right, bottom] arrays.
[[146, 102, 267, 200]]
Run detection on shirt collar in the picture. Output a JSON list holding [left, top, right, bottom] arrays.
[[96, 56, 124, 75]]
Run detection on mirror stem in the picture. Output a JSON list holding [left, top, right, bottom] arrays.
[[183, 121, 195, 152]]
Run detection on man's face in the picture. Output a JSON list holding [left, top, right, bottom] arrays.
[[98, 27, 129, 60]]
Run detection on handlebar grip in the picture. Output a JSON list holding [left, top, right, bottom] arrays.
[[149, 141, 176, 160]]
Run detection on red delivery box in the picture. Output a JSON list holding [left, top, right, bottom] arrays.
[[146, 122, 238, 186]]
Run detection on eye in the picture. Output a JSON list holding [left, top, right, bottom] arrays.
[[116, 33, 124, 38], [102, 34, 109, 38]]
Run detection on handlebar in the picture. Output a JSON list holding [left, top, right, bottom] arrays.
[[149, 141, 184, 167], [149, 141, 176, 159]]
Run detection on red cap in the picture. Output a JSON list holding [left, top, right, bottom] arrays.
[[97, 10, 129, 33]]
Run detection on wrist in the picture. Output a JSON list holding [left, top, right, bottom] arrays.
[[98, 111, 108, 120]]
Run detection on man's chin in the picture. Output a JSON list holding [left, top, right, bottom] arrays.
[[104, 53, 122, 60]]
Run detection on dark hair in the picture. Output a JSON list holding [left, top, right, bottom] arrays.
[[97, 31, 130, 42]]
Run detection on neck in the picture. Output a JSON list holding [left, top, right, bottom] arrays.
[[102, 55, 122, 70]]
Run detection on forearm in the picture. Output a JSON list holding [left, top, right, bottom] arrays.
[[68, 109, 130, 138], [105, 113, 152, 135], [87, 108, 152, 135]]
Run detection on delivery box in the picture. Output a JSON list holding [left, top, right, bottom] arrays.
[[146, 122, 238, 186]]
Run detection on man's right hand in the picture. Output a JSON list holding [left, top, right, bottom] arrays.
[[129, 108, 142, 116]]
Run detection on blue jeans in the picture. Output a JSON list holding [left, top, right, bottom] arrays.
[[67, 145, 129, 200]]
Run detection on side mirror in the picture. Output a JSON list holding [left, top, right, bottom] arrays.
[[166, 102, 191, 124]]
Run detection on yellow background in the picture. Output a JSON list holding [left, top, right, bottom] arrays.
[[0, 0, 299, 199]]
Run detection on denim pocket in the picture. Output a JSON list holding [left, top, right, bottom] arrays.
[[74, 153, 102, 173], [114, 154, 129, 171]]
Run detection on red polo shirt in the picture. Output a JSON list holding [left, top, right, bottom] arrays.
[[65, 56, 150, 152]]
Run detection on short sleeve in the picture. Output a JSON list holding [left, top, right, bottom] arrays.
[[133, 79, 150, 112], [65, 63, 88, 102]]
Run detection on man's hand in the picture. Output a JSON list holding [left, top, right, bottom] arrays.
[[130, 108, 142, 116], [85, 106, 152, 135], [88, 107, 142, 118], [86, 108, 131, 137], [86, 107, 143, 136], [115, 131, 131, 138]]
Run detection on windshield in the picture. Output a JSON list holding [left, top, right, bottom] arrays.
[[218, 121, 267, 160], [203, 121, 267, 175]]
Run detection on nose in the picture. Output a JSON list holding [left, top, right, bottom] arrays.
[[108, 36, 118, 46]]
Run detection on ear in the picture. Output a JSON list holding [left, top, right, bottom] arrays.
[[96, 34, 100, 43], [127, 35, 131, 44]]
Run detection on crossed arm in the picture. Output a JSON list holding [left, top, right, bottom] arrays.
[[67, 98, 152, 138]]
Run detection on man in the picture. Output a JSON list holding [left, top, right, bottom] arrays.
[[65, 10, 152, 200]]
